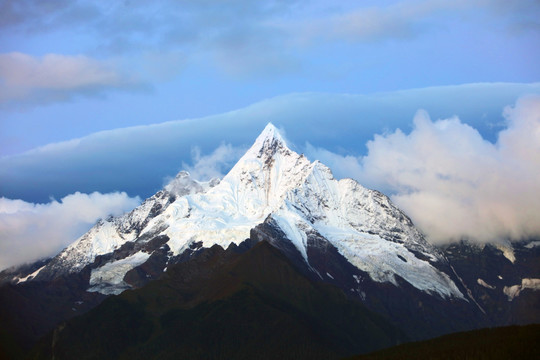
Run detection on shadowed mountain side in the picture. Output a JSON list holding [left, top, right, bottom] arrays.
[[250, 218, 485, 341], [443, 241, 540, 326], [0, 270, 106, 359], [29, 241, 407, 360], [347, 324, 540, 360]]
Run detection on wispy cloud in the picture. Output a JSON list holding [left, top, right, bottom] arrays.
[[0, 52, 141, 108], [307, 95, 540, 244], [4, 1, 536, 78], [0, 192, 140, 270], [0, 0, 97, 32], [288, 0, 450, 44], [273, 0, 540, 45], [181, 143, 246, 181], [1, 1, 538, 110]]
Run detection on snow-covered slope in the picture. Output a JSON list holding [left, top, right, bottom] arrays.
[[32, 172, 218, 280], [143, 124, 315, 257], [28, 123, 463, 299]]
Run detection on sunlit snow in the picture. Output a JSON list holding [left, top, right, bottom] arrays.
[[38, 123, 464, 299], [503, 278, 540, 301]]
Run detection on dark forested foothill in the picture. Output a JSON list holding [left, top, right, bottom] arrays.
[[347, 324, 540, 360], [28, 242, 406, 360]]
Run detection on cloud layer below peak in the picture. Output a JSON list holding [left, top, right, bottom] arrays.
[[308, 95, 540, 244], [0, 192, 140, 270]]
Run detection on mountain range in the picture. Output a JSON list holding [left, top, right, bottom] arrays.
[[1, 123, 538, 359]]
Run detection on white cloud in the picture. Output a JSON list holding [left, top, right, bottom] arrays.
[[181, 143, 246, 181], [305, 143, 364, 180], [0, 192, 140, 270], [0, 52, 139, 107], [308, 95, 540, 244]]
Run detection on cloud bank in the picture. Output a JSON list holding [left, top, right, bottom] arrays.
[[307, 95, 540, 244], [0, 192, 140, 270], [1, 83, 539, 204]]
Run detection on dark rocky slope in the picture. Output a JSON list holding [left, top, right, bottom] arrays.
[[29, 241, 407, 360]]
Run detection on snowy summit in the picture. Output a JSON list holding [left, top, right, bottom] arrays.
[[19, 123, 463, 299]]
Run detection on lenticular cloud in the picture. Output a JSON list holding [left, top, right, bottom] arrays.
[[359, 95, 540, 244]]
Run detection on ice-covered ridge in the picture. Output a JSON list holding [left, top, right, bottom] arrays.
[[15, 265, 46, 283], [165, 170, 220, 196], [269, 162, 462, 298], [34, 173, 217, 279], [87, 251, 151, 295]]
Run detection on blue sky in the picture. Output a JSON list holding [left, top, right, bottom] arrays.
[[0, 1, 539, 269], [1, 0, 539, 155]]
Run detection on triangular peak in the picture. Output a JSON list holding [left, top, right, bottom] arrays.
[[222, 122, 309, 197], [253, 122, 286, 145], [244, 122, 290, 159]]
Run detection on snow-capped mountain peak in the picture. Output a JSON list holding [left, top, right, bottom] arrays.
[[156, 124, 314, 257], [246, 122, 288, 157], [20, 123, 463, 299]]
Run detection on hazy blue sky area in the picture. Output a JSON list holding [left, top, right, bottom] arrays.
[[0, 1, 539, 269]]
